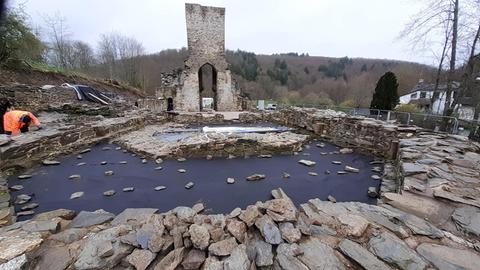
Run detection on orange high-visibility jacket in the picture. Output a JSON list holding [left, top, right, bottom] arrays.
[[3, 110, 40, 136]]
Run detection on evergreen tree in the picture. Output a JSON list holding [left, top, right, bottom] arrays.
[[370, 71, 399, 110]]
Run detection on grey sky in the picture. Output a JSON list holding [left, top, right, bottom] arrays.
[[11, 0, 433, 64]]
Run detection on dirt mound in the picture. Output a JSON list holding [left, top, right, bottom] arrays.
[[0, 63, 145, 100]]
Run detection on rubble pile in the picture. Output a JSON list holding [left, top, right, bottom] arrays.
[[1, 188, 479, 269]]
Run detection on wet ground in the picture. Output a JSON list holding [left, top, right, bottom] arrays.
[[9, 141, 382, 220]]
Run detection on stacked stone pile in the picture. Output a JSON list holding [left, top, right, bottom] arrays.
[[1, 188, 479, 269], [385, 132, 480, 240]]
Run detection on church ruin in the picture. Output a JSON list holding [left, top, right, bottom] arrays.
[[156, 3, 243, 112]]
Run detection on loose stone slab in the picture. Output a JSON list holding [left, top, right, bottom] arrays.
[[123, 187, 135, 192], [14, 194, 31, 205], [344, 166, 359, 173], [79, 148, 91, 154], [332, 161, 342, 165], [226, 177, 235, 184], [185, 182, 194, 189], [298, 238, 345, 270], [0, 230, 43, 261], [21, 203, 39, 211], [451, 206, 480, 236], [103, 190, 116, 196], [189, 224, 210, 250], [369, 232, 427, 270], [154, 186, 166, 191], [42, 160, 60, 166], [417, 243, 480, 270], [255, 215, 282, 245], [368, 187, 378, 198], [69, 210, 115, 228], [126, 248, 156, 270], [308, 172, 318, 176], [178, 169, 187, 173], [70, 191, 84, 199], [68, 174, 81, 180], [154, 166, 163, 170], [246, 174, 266, 181], [208, 237, 238, 256], [17, 174, 32, 180], [104, 171, 114, 176], [9, 185, 24, 191], [338, 239, 392, 270], [298, 159, 316, 167], [16, 210, 35, 217]]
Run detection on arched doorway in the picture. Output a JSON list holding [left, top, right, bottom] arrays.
[[198, 63, 217, 111], [167, 97, 174, 111]]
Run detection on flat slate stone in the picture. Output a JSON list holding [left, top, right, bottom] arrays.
[[338, 239, 392, 270], [369, 232, 427, 270], [451, 206, 480, 236], [42, 160, 61, 166], [154, 186, 166, 191], [111, 208, 158, 226], [298, 238, 345, 270], [70, 191, 84, 199], [69, 210, 115, 228], [417, 243, 480, 270], [298, 159, 316, 167]]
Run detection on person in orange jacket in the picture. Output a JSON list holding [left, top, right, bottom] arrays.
[[3, 110, 42, 136]]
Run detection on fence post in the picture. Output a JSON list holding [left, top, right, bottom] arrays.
[[387, 111, 391, 122], [407, 113, 411, 125], [376, 110, 380, 120]]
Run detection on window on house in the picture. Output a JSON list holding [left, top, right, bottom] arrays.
[[410, 93, 418, 99], [420, 92, 426, 98]]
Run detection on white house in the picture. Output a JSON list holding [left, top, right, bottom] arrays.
[[399, 80, 475, 120]]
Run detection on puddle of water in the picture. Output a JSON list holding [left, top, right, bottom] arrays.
[[9, 141, 382, 220]]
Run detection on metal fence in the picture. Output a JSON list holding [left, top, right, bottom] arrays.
[[275, 103, 480, 138]]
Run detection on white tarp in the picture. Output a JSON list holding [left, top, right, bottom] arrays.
[[202, 126, 289, 133]]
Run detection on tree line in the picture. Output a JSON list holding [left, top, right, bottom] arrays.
[[1, 2, 478, 116], [1, 7, 145, 87]]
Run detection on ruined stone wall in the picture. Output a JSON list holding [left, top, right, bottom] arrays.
[[0, 85, 77, 113], [185, 4, 226, 69], [137, 98, 166, 113], [155, 4, 241, 112], [0, 116, 145, 172], [239, 108, 417, 159]]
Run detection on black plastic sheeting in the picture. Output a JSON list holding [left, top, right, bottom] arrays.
[[71, 85, 112, 105]]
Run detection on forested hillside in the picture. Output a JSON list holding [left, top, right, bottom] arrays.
[[127, 49, 436, 107]]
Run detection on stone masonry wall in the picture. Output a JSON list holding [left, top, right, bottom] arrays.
[[156, 4, 241, 112], [239, 107, 418, 159]]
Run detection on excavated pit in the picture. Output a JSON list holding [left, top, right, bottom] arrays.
[[8, 138, 382, 220]]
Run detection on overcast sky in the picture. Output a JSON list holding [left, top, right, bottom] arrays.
[[9, 0, 434, 65]]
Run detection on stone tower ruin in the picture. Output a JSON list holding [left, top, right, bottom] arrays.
[[156, 3, 242, 112]]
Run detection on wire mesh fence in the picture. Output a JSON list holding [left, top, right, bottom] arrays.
[[274, 103, 479, 138]]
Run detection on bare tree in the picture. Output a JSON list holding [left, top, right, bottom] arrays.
[[97, 32, 145, 87], [444, 0, 459, 116], [43, 12, 71, 69], [72, 41, 95, 71]]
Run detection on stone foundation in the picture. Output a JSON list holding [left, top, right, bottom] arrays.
[[115, 124, 308, 159]]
